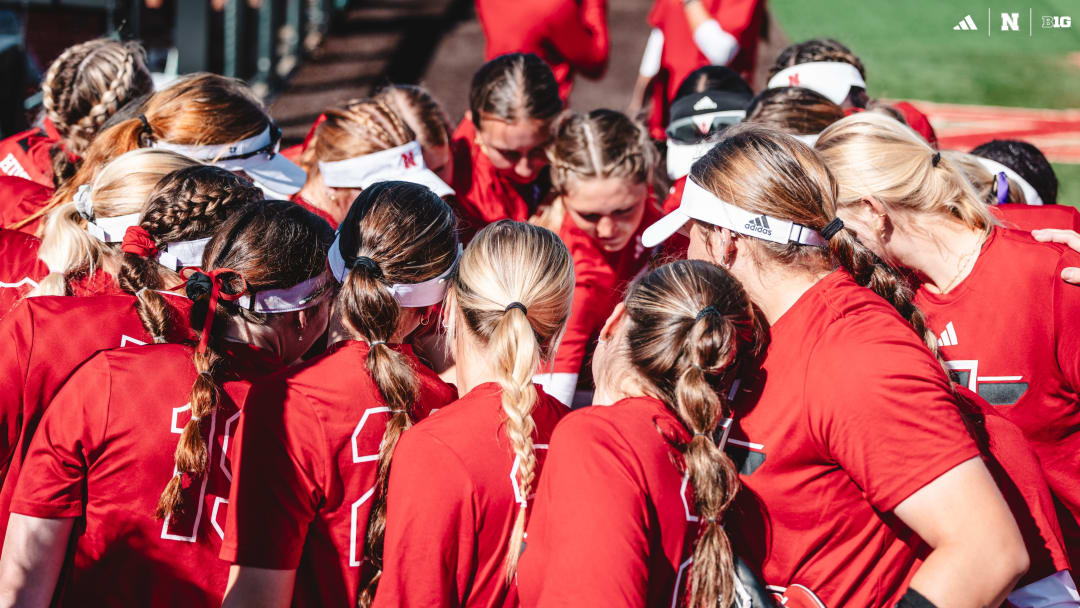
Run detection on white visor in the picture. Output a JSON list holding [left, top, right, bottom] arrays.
[[235, 270, 333, 313], [152, 126, 307, 195], [792, 133, 821, 147], [327, 231, 459, 308], [666, 140, 717, 181], [974, 157, 1043, 205], [318, 141, 454, 197], [156, 237, 211, 272], [767, 62, 866, 105], [86, 213, 141, 243], [642, 177, 827, 248]]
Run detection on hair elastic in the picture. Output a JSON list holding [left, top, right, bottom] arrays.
[[351, 256, 384, 279], [505, 301, 528, 315], [370, 340, 386, 346], [931, 151, 941, 167], [695, 305, 719, 321], [180, 267, 248, 354], [995, 172, 1009, 205], [73, 184, 94, 220], [121, 225, 159, 258], [820, 217, 845, 241]]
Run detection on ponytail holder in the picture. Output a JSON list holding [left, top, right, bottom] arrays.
[[350, 255, 383, 280], [995, 172, 1009, 205], [693, 432, 710, 438], [180, 267, 247, 354], [189, 415, 202, 422], [705, 517, 719, 524], [138, 114, 153, 140], [369, 340, 386, 347], [932, 151, 941, 167], [505, 301, 528, 315], [73, 184, 94, 220], [695, 305, 719, 321], [121, 225, 159, 257], [820, 217, 845, 241]]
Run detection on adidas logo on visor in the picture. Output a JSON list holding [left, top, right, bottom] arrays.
[[693, 96, 718, 111], [744, 215, 772, 236]]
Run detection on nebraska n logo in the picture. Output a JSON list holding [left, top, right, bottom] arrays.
[[401, 151, 417, 169], [744, 215, 772, 236], [787, 73, 800, 86]]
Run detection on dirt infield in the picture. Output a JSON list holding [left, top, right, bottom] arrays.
[[914, 100, 1080, 163]]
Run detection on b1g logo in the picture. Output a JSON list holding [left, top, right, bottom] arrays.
[[1042, 15, 1072, 28]]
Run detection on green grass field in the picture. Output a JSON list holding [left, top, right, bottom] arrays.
[[771, 0, 1080, 207]]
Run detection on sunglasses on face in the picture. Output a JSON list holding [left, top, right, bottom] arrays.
[[665, 110, 745, 145]]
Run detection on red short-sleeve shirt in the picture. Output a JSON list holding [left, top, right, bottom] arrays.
[[222, 340, 458, 608], [0, 229, 47, 317], [10, 341, 282, 607], [0, 293, 192, 543], [372, 383, 567, 608], [992, 204, 1080, 232], [0, 120, 62, 188], [0, 175, 54, 235], [476, 0, 609, 99], [518, 396, 705, 607], [728, 270, 979, 606], [914, 226, 1080, 566]]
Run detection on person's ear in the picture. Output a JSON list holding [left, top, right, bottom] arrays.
[[716, 227, 739, 269], [862, 196, 890, 236], [599, 302, 627, 343]]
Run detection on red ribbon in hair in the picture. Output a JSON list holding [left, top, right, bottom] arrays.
[[179, 267, 247, 354], [121, 226, 159, 257]]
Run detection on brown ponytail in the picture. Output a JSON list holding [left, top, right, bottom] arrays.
[[332, 182, 458, 607], [118, 165, 263, 347], [449, 220, 574, 581], [620, 260, 758, 608], [155, 201, 334, 518]]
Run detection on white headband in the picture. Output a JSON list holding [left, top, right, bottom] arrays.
[[327, 231, 458, 308], [156, 237, 211, 271], [792, 133, 821, 147], [767, 61, 867, 105], [641, 177, 826, 248], [235, 270, 333, 313], [151, 126, 274, 161], [974, 157, 1043, 205], [86, 213, 141, 243], [318, 140, 453, 197]]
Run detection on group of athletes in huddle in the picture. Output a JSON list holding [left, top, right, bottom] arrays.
[[0, 4, 1077, 607]]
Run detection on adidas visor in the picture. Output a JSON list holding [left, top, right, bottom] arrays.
[[641, 177, 827, 248]]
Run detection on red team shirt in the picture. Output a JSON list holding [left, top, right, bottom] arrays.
[[373, 383, 567, 607], [0, 119, 64, 187], [0, 229, 47, 317], [222, 340, 458, 607], [0, 293, 193, 542], [992, 203, 1080, 232], [0, 175, 54, 235], [550, 203, 662, 386], [727, 270, 979, 606], [914, 226, 1080, 571], [475, 0, 609, 99], [290, 193, 340, 229], [450, 119, 549, 240], [517, 396, 704, 607], [9, 341, 282, 607]]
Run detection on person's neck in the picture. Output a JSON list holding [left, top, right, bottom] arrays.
[[896, 217, 985, 294], [453, 333, 496, 398], [297, 180, 350, 223], [222, 317, 283, 360], [740, 262, 831, 326]]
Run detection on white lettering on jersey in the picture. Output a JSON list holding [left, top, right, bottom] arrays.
[[162, 403, 215, 542], [0, 277, 37, 289], [0, 154, 31, 180], [120, 335, 147, 348], [347, 406, 391, 567], [510, 444, 549, 505]]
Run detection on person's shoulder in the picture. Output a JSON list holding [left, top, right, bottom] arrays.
[[994, 225, 1080, 272]]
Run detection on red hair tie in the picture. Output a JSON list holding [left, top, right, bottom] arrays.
[[179, 267, 247, 354], [121, 226, 159, 257]]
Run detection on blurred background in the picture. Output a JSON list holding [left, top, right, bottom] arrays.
[[3, 0, 1078, 202]]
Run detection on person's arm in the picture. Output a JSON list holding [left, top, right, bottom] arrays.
[[629, 28, 664, 116], [546, 0, 610, 78], [810, 320, 1027, 608], [222, 566, 295, 608], [0, 515, 73, 608], [1031, 229, 1080, 283], [683, 0, 739, 66], [893, 458, 1028, 607], [538, 281, 607, 405]]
